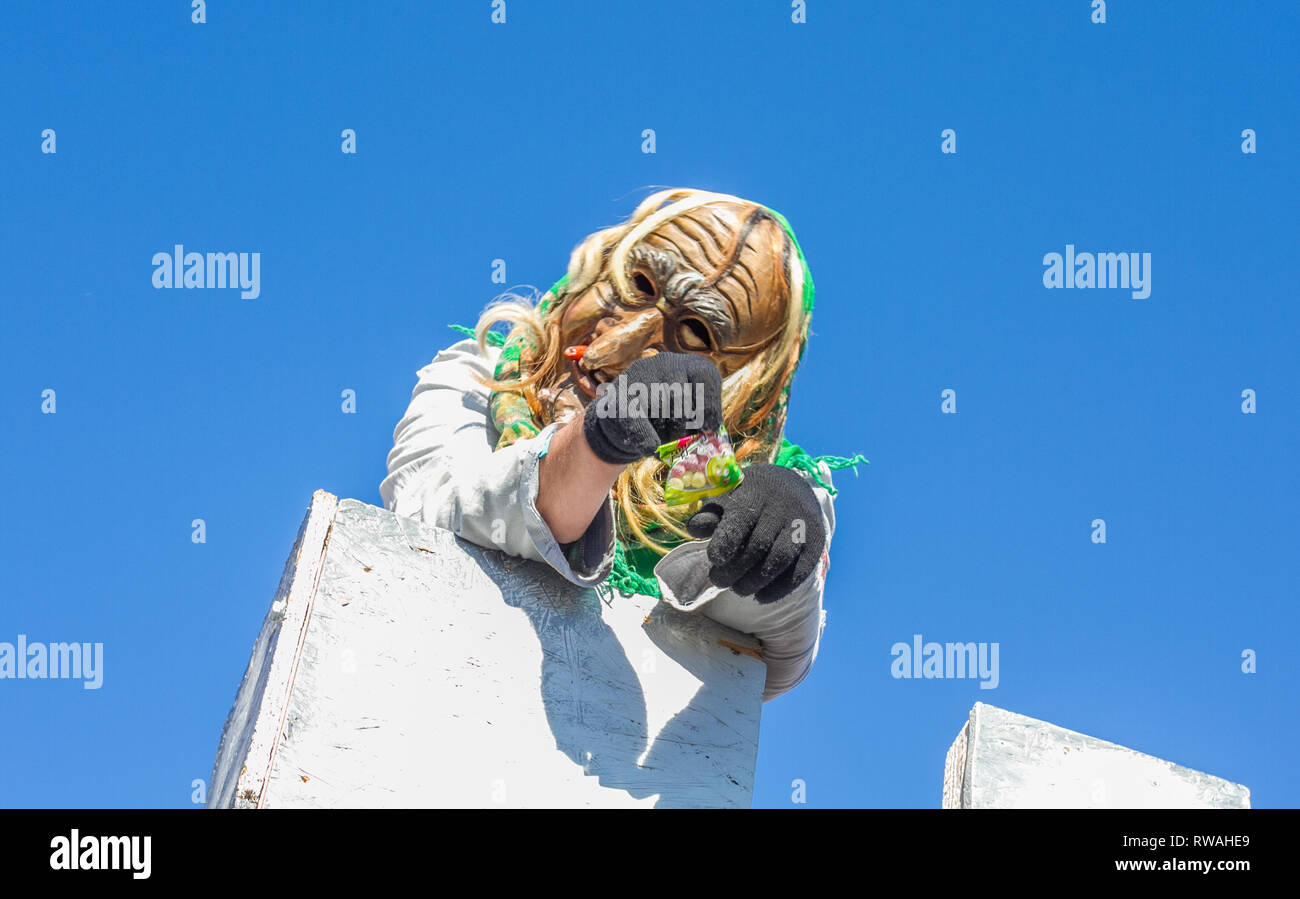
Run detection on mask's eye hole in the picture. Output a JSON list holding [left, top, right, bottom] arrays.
[[631, 271, 656, 299], [678, 318, 714, 351]]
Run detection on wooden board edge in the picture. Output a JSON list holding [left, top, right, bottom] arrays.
[[232, 489, 338, 808]]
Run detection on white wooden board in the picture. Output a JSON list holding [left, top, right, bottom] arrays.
[[207, 489, 337, 809], [208, 494, 766, 808], [943, 702, 1251, 809]]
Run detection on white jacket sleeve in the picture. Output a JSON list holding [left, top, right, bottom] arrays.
[[653, 463, 835, 703], [379, 339, 616, 587]]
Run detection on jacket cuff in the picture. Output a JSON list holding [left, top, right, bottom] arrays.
[[517, 424, 617, 587]]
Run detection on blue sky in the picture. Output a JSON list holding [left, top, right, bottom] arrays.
[[1, 1, 1295, 808]]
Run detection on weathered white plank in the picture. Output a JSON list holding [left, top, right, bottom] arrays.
[[943, 702, 1251, 809], [206, 489, 338, 809], [210, 496, 766, 808]]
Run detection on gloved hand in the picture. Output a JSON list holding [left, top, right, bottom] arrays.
[[685, 464, 826, 603], [582, 352, 723, 465]]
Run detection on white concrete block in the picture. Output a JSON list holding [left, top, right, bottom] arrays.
[[943, 702, 1251, 809]]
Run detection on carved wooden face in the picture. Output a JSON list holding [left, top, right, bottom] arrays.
[[553, 202, 790, 414]]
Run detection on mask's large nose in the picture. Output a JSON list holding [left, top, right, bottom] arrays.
[[580, 308, 663, 372]]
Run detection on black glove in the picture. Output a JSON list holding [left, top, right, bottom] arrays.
[[583, 352, 723, 465], [685, 464, 826, 603]]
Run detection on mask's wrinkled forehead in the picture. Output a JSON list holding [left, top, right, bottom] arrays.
[[631, 201, 791, 331]]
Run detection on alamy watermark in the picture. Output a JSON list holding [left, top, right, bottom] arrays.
[[592, 374, 705, 429], [1043, 244, 1151, 299], [890, 634, 999, 690], [152, 244, 260, 299], [50, 830, 150, 879], [0, 635, 104, 689]]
